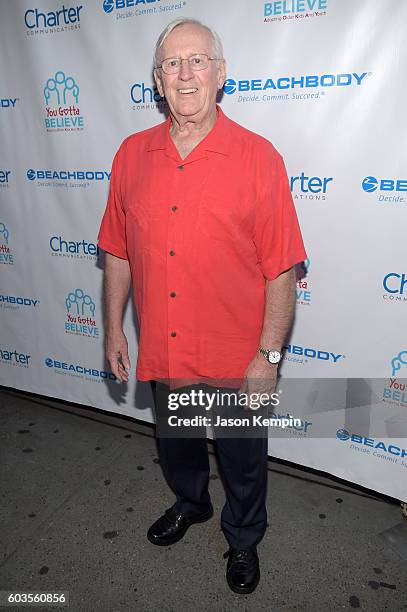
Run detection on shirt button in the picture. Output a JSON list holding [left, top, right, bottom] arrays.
[[178, 165, 184, 170], [171, 205, 178, 212], [169, 250, 175, 256], [170, 292, 176, 298], [170, 331, 177, 337]]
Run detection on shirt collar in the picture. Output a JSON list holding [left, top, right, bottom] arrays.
[[147, 105, 230, 157]]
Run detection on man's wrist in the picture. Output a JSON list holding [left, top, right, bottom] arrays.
[[258, 347, 282, 365]]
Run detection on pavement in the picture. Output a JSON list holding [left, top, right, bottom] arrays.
[[0, 387, 406, 612]]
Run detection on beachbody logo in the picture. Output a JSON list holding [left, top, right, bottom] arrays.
[[290, 172, 333, 201], [50, 235, 99, 259], [223, 72, 369, 104], [0, 294, 39, 310], [283, 344, 345, 365], [45, 357, 116, 383], [130, 82, 165, 111], [103, 0, 186, 20], [336, 429, 407, 464], [43, 71, 84, 132], [362, 176, 406, 204], [0, 98, 19, 109], [296, 258, 311, 306], [24, 4, 82, 36], [383, 273, 407, 303], [0, 347, 31, 367], [64, 288, 99, 338], [264, 0, 327, 23], [0, 222, 14, 266], [27, 168, 110, 188], [0, 170, 11, 188]]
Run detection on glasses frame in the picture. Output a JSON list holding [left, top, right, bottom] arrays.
[[155, 53, 220, 75]]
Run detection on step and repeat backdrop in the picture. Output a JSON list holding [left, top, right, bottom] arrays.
[[1, 0, 406, 500]]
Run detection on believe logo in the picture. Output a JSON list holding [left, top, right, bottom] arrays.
[[43, 71, 84, 132], [65, 288, 99, 338], [0, 222, 14, 266], [296, 258, 311, 305]]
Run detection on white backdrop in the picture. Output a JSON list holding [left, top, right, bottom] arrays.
[[1, 0, 406, 500]]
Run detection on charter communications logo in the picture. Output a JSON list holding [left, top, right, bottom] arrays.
[[24, 4, 82, 36], [0, 170, 11, 187], [50, 235, 99, 259], [102, 0, 186, 20], [0, 347, 31, 367], [362, 176, 406, 204], [383, 273, 407, 303], [223, 71, 369, 103]]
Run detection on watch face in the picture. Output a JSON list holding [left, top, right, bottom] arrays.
[[268, 350, 281, 364]]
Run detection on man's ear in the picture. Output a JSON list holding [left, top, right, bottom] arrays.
[[217, 60, 226, 90], [154, 69, 164, 98]]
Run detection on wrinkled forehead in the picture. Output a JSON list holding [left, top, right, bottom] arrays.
[[159, 24, 214, 60]]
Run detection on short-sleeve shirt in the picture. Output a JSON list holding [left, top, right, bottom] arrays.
[[97, 106, 307, 388]]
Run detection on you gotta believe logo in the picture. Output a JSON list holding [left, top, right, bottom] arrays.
[[0, 222, 14, 266], [362, 176, 406, 204], [223, 71, 369, 104], [64, 288, 99, 338], [381, 351, 407, 409], [43, 71, 84, 132], [264, 0, 328, 23], [296, 258, 311, 306]]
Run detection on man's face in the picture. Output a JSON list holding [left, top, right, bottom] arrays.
[[154, 24, 226, 123]]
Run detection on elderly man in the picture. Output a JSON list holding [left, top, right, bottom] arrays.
[[97, 18, 306, 595]]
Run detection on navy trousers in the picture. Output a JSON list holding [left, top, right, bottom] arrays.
[[151, 381, 268, 550]]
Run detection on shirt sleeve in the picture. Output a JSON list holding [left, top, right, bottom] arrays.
[[97, 145, 128, 260], [253, 150, 307, 280]]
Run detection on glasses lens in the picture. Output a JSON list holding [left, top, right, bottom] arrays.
[[189, 54, 208, 71], [162, 58, 181, 74], [161, 54, 209, 74]]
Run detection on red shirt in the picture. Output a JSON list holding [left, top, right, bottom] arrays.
[[97, 106, 307, 388]]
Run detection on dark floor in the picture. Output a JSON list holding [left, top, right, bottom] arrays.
[[0, 387, 406, 612]]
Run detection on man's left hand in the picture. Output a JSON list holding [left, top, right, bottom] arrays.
[[238, 354, 278, 407]]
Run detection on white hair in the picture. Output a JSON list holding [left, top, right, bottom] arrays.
[[154, 17, 224, 67]]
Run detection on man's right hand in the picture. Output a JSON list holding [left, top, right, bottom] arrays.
[[105, 330, 131, 382]]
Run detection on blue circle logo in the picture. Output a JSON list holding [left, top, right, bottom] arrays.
[[336, 429, 350, 441], [27, 169, 35, 181], [103, 0, 114, 13], [223, 79, 237, 95], [362, 176, 378, 192], [44, 358, 53, 367]]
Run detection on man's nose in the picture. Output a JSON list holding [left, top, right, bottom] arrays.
[[178, 59, 194, 80]]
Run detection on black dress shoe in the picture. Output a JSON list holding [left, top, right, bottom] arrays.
[[225, 548, 260, 594], [147, 503, 213, 546]]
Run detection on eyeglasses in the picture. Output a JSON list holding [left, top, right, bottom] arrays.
[[156, 53, 219, 75]]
